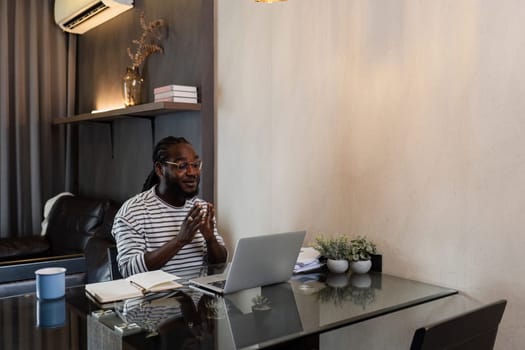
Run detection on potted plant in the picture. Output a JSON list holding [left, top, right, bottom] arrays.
[[312, 234, 351, 273], [348, 236, 377, 274]]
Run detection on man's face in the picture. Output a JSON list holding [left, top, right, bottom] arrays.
[[160, 143, 201, 199]]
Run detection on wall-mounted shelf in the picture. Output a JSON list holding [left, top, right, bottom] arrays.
[[53, 101, 201, 125], [53, 101, 202, 158]]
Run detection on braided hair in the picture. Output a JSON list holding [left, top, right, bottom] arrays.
[[141, 136, 191, 192]]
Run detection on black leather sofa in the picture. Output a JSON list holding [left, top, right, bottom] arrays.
[[0, 196, 120, 297]]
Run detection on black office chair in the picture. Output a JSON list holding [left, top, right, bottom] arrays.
[[410, 299, 507, 350], [107, 246, 123, 280]]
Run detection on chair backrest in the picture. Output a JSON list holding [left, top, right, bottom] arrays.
[[46, 196, 118, 255], [107, 245, 123, 280], [410, 299, 507, 350]]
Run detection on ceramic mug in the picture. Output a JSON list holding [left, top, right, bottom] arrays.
[[35, 267, 66, 300]]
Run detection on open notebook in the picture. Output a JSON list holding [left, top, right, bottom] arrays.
[[85, 270, 182, 304]]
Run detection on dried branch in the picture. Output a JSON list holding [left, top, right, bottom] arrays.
[[127, 12, 166, 69]]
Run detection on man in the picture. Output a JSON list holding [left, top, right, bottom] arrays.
[[112, 136, 227, 277]]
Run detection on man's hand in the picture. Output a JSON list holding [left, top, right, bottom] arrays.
[[144, 204, 206, 270], [196, 202, 227, 264], [145, 201, 226, 270], [199, 202, 215, 241], [176, 204, 204, 245]]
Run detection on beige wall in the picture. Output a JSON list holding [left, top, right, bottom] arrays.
[[216, 1, 525, 348]]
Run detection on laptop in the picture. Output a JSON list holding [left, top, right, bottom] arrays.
[[189, 230, 306, 294]]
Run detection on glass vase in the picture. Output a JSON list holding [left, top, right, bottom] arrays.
[[122, 66, 144, 106]]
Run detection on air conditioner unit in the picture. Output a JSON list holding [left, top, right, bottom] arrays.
[[54, 0, 133, 35]]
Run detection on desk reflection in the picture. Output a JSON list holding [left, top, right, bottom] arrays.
[[114, 282, 304, 350], [2, 270, 458, 350], [224, 282, 303, 349]]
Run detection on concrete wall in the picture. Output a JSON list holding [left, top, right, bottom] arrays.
[[216, 1, 525, 348]]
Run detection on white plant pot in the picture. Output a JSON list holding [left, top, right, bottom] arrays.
[[350, 260, 372, 274], [327, 259, 349, 274]]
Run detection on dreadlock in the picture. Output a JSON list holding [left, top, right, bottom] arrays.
[[141, 136, 191, 192]]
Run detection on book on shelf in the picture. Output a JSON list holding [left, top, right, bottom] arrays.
[[85, 270, 182, 304], [154, 84, 197, 94], [154, 90, 198, 99], [154, 96, 198, 104]]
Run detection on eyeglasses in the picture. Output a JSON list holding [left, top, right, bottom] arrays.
[[164, 160, 203, 171]]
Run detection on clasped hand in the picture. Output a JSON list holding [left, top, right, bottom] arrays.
[[177, 202, 215, 244]]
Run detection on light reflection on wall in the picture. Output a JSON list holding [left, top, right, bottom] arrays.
[[93, 97, 125, 113], [92, 81, 125, 112]]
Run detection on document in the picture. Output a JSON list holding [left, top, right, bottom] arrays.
[[85, 270, 182, 304], [294, 247, 324, 273], [296, 247, 320, 264]]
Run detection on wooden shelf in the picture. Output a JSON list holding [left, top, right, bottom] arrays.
[[53, 101, 201, 125]]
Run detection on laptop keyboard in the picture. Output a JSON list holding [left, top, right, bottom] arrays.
[[210, 280, 226, 288]]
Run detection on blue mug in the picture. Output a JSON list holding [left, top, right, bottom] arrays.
[[35, 267, 66, 300], [36, 297, 66, 328]]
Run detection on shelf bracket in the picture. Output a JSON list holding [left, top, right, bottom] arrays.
[[109, 121, 115, 159], [151, 118, 155, 148]]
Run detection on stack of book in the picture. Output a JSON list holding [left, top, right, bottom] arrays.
[[154, 84, 198, 103]]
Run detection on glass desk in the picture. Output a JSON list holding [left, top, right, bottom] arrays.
[[0, 270, 457, 350]]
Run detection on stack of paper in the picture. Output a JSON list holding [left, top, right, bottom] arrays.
[[294, 247, 324, 273], [154, 84, 198, 103]]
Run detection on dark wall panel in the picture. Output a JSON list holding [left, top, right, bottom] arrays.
[[75, 0, 214, 203]]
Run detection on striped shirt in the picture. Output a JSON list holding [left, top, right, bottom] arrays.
[[112, 187, 225, 277]]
